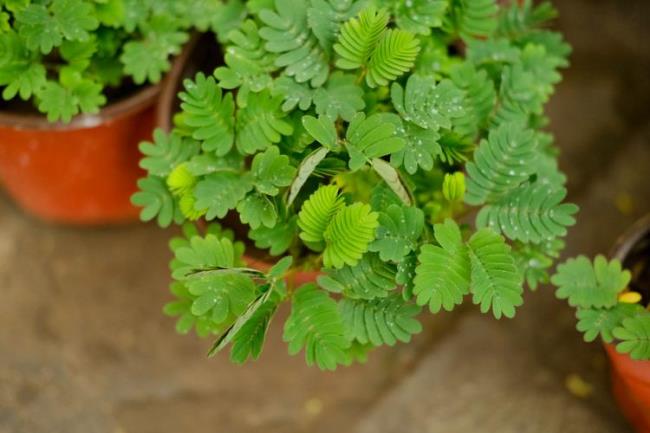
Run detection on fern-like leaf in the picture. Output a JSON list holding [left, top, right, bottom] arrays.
[[138, 130, 200, 177], [464, 121, 538, 205], [334, 7, 389, 70], [237, 193, 278, 229], [467, 227, 523, 319], [476, 183, 579, 244], [369, 204, 425, 263], [283, 284, 350, 370], [551, 255, 631, 309], [340, 294, 422, 346], [179, 73, 235, 156], [249, 215, 298, 256], [391, 74, 466, 131], [576, 303, 644, 344], [236, 89, 294, 154], [251, 146, 296, 196], [318, 253, 396, 300], [513, 238, 564, 290], [323, 202, 379, 269], [259, 0, 329, 86], [413, 219, 471, 313], [449, 63, 496, 139], [453, 0, 498, 40], [131, 176, 182, 227], [366, 29, 420, 88], [613, 316, 650, 361], [313, 71, 365, 121], [298, 185, 346, 251], [346, 112, 405, 170], [194, 172, 254, 220]]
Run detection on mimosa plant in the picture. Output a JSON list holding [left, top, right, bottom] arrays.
[[133, 0, 576, 370]]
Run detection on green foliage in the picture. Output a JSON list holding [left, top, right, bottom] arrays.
[[259, 0, 329, 86], [346, 112, 405, 170], [318, 253, 396, 299], [414, 219, 471, 313], [1, 0, 202, 121], [132, 0, 574, 368], [476, 183, 578, 244], [369, 204, 425, 262], [552, 255, 631, 309], [613, 316, 650, 361], [323, 202, 380, 269], [334, 8, 420, 87], [340, 294, 422, 346], [283, 284, 350, 370], [298, 185, 346, 251], [179, 73, 235, 156], [576, 303, 644, 344], [464, 121, 538, 205]]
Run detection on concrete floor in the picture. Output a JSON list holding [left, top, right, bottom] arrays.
[[1, 1, 649, 432]]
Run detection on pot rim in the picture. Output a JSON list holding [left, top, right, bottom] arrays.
[[156, 32, 203, 134], [610, 214, 650, 262], [0, 82, 161, 131]]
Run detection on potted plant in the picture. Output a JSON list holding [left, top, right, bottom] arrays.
[[0, 0, 229, 224], [552, 215, 650, 432], [133, 0, 574, 370]]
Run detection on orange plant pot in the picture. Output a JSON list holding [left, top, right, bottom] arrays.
[[608, 214, 650, 432], [605, 343, 650, 433], [0, 85, 159, 225]]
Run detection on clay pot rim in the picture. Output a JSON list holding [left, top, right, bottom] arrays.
[[0, 82, 161, 131], [156, 32, 203, 133], [610, 214, 650, 262]]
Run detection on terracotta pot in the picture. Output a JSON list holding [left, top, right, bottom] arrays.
[[160, 35, 319, 285], [0, 84, 160, 225], [608, 214, 650, 432]]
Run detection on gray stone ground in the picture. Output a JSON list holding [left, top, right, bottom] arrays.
[[1, 1, 649, 432]]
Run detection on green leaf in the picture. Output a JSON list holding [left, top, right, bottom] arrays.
[[551, 255, 631, 309], [613, 315, 650, 361], [249, 216, 298, 256], [51, 0, 98, 43], [476, 183, 579, 244], [464, 121, 538, 205], [274, 75, 313, 111], [369, 204, 424, 262], [340, 294, 422, 346], [390, 0, 449, 35], [414, 219, 471, 313], [307, 0, 365, 52], [370, 158, 412, 206], [467, 227, 523, 319], [302, 115, 338, 150], [346, 112, 405, 171], [194, 172, 254, 220], [236, 193, 278, 229], [323, 202, 379, 269], [179, 73, 235, 156], [287, 147, 331, 206], [251, 146, 296, 196], [298, 184, 346, 251], [366, 29, 420, 88], [15, 3, 60, 53], [229, 294, 279, 363], [173, 234, 239, 278], [577, 303, 644, 344], [236, 89, 294, 154], [318, 253, 396, 300], [214, 20, 275, 105], [390, 122, 442, 174], [334, 7, 389, 70], [454, 0, 498, 40], [138, 130, 200, 177], [391, 75, 466, 131], [36, 81, 78, 122], [313, 71, 365, 122], [283, 284, 350, 370], [131, 175, 182, 227], [513, 238, 564, 290], [259, 0, 329, 86], [449, 63, 496, 138]]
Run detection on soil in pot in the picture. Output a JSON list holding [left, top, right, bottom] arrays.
[[608, 215, 650, 433], [0, 81, 160, 225]]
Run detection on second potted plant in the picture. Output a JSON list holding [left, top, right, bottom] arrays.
[[0, 0, 230, 224]]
